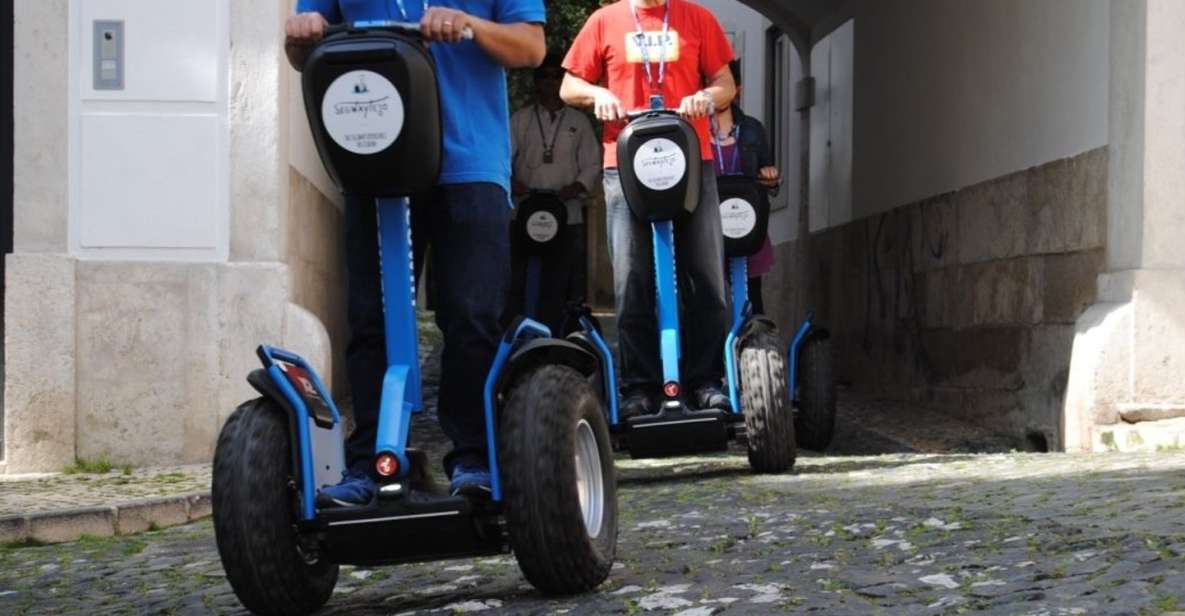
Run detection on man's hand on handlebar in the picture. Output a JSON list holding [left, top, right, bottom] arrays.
[[593, 88, 627, 123], [284, 12, 328, 70], [286, 12, 328, 44], [676, 90, 714, 120], [559, 182, 586, 200], [422, 7, 475, 44]]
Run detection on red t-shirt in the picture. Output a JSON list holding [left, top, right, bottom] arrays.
[[563, 0, 735, 168]]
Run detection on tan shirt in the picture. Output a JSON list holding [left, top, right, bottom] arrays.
[[510, 104, 602, 224]]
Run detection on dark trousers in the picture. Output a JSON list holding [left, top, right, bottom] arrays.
[[748, 276, 765, 315], [510, 221, 588, 334], [344, 184, 511, 474], [603, 163, 728, 392]]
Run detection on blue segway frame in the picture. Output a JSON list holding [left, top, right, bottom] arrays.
[[786, 314, 815, 403], [724, 257, 749, 415], [482, 317, 551, 501], [257, 345, 344, 521], [372, 197, 424, 478], [653, 220, 682, 389], [581, 315, 620, 426]]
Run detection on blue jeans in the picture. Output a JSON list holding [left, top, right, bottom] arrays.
[[345, 184, 510, 474], [603, 163, 728, 393]]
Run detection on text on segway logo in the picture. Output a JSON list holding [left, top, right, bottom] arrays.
[[321, 70, 405, 155], [526, 211, 560, 243], [719, 198, 758, 239], [633, 137, 687, 191]]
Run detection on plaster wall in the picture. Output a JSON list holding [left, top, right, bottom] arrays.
[[842, 0, 1109, 222], [2, 0, 338, 471], [13, 0, 69, 253], [287, 168, 349, 397]]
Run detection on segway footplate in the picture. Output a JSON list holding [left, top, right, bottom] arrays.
[[622, 403, 731, 458], [313, 493, 505, 566]]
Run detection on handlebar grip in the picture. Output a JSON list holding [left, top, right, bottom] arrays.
[[627, 108, 680, 120]]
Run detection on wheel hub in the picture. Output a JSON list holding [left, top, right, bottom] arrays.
[[573, 419, 604, 538]]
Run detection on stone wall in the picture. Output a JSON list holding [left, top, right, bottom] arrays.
[[765, 147, 1107, 450], [287, 169, 348, 394]]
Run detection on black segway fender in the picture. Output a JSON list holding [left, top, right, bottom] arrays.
[[738, 315, 780, 344], [245, 367, 348, 499], [496, 338, 599, 398], [246, 369, 305, 486], [797, 324, 831, 352]]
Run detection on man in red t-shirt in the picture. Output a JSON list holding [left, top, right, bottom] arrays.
[[561, 0, 737, 417]]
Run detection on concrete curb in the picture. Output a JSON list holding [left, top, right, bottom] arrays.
[[0, 491, 211, 546]]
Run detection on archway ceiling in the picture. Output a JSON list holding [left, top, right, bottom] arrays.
[[737, 0, 840, 35]]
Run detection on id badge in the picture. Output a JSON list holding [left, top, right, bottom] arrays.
[[543, 149, 555, 164], [649, 94, 665, 110]]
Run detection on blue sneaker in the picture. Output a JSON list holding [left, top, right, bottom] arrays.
[[449, 464, 492, 498], [316, 468, 376, 508]]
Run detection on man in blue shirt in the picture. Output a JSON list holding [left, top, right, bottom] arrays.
[[286, 0, 545, 506]]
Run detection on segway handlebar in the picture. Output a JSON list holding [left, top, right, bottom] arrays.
[[626, 108, 681, 121], [324, 20, 475, 40]]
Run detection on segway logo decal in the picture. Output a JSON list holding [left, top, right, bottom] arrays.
[[526, 211, 560, 243], [633, 138, 687, 191], [719, 198, 758, 239], [278, 361, 333, 420], [322, 70, 405, 155]]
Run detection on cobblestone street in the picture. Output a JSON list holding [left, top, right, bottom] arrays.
[[5, 448, 1185, 615]]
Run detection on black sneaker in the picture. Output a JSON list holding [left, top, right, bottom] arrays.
[[694, 384, 731, 412], [620, 384, 658, 420]]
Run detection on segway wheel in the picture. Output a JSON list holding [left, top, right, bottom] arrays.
[[213, 399, 338, 616], [739, 332, 797, 473], [795, 336, 837, 451], [500, 365, 617, 595]]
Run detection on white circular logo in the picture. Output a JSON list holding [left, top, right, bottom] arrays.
[[720, 198, 758, 239], [526, 211, 560, 243], [321, 70, 405, 155], [633, 138, 687, 191]]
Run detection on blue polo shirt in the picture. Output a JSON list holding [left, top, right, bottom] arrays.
[[297, 0, 546, 193]]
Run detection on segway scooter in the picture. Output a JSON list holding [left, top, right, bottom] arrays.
[[586, 105, 792, 472], [716, 171, 797, 471], [211, 22, 616, 616], [715, 137, 835, 454], [715, 139, 836, 455]]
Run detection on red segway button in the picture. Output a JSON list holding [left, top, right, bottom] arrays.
[[374, 453, 400, 478], [663, 382, 680, 398]]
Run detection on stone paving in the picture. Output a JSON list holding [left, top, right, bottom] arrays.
[[3, 315, 1182, 613], [0, 466, 210, 517], [4, 449, 1185, 615]]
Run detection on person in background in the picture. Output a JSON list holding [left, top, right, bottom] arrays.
[[510, 53, 602, 333], [560, 0, 737, 418], [712, 59, 780, 314], [285, 0, 545, 505]]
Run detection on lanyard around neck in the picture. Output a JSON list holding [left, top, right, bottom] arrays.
[[712, 122, 742, 175], [629, 0, 672, 92], [393, 0, 429, 21], [533, 106, 566, 154]]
